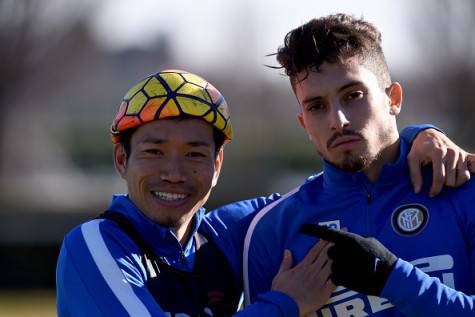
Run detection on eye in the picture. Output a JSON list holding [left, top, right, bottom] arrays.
[[307, 101, 326, 112], [345, 90, 364, 101], [144, 149, 162, 155], [187, 152, 207, 158]]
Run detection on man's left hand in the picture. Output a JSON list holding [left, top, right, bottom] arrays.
[[301, 224, 397, 296], [407, 129, 475, 197]]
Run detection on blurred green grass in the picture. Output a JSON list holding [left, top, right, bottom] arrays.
[[0, 290, 55, 317]]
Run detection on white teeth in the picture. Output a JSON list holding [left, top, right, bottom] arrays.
[[153, 192, 187, 201]]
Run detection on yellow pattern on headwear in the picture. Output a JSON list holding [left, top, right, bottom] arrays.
[[110, 70, 233, 144]]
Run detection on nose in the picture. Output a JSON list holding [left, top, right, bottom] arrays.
[[159, 158, 187, 183], [328, 103, 349, 131]]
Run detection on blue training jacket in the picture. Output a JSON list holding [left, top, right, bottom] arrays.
[[243, 136, 475, 316], [56, 194, 303, 317], [56, 124, 434, 317]]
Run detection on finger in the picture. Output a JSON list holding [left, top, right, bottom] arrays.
[[299, 239, 330, 266], [315, 256, 332, 279], [468, 154, 475, 173], [323, 277, 337, 294], [444, 150, 457, 187], [277, 249, 293, 273], [454, 154, 470, 187], [407, 153, 423, 194], [311, 242, 332, 268], [318, 271, 337, 310], [323, 261, 339, 294], [430, 157, 445, 197], [301, 224, 346, 243], [310, 259, 334, 292]]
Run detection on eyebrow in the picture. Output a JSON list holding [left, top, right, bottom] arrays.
[[301, 81, 364, 105], [140, 138, 211, 147], [140, 138, 167, 145], [337, 81, 364, 93], [187, 141, 212, 147], [301, 95, 324, 107]]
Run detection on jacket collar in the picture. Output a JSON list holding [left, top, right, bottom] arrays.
[[322, 138, 411, 192], [107, 195, 205, 259]]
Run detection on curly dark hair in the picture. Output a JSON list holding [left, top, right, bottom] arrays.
[[276, 14, 391, 89]]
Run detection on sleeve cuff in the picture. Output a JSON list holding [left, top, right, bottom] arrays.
[[381, 258, 413, 299], [399, 124, 445, 144]]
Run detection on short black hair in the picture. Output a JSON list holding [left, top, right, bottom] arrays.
[[119, 117, 225, 159], [276, 13, 391, 89]]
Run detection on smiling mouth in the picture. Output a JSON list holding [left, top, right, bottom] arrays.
[[152, 192, 188, 201]]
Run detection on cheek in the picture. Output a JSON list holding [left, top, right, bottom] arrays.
[[191, 164, 215, 183], [304, 114, 326, 134], [314, 139, 328, 156], [305, 123, 325, 145], [127, 163, 154, 187], [128, 173, 148, 193]]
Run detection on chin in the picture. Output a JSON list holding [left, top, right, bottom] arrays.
[[334, 151, 372, 172], [144, 212, 178, 227], [157, 215, 184, 226]]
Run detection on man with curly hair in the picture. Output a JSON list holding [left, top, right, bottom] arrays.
[[244, 14, 475, 316]]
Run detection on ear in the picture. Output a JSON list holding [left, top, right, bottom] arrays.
[[114, 143, 128, 179], [297, 111, 306, 130], [385, 82, 403, 116], [211, 147, 224, 188], [297, 112, 313, 141]]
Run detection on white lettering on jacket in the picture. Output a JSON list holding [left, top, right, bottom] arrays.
[[313, 254, 454, 317]]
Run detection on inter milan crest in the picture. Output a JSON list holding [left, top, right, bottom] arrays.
[[391, 204, 429, 236]]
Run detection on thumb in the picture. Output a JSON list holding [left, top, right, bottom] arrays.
[[278, 249, 293, 273]]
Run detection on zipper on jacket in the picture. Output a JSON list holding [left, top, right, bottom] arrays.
[[356, 177, 373, 204], [180, 250, 186, 263], [367, 192, 372, 204]]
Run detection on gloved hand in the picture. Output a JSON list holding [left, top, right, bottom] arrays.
[[301, 224, 397, 296]]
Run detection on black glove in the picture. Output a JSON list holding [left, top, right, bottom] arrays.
[[301, 224, 397, 296]]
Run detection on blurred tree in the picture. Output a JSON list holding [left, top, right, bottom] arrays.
[[0, 0, 94, 172], [411, 0, 475, 149]]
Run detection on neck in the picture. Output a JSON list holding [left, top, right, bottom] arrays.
[[171, 215, 195, 246], [363, 137, 400, 183]]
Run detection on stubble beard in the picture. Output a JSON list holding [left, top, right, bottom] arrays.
[[336, 149, 378, 172], [332, 126, 394, 173]]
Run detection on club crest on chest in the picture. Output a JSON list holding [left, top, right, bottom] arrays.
[[391, 203, 429, 236]]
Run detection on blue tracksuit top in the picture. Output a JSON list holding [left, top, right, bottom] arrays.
[[56, 124, 435, 317], [56, 194, 302, 317], [243, 137, 475, 316]]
